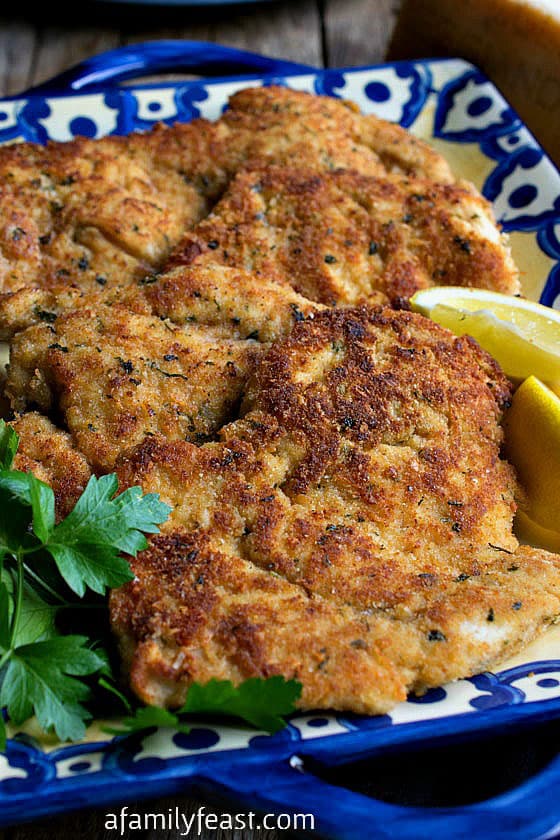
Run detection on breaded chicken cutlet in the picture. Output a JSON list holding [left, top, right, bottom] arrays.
[[213, 84, 455, 184], [169, 166, 519, 306], [111, 307, 560, 713], [0, 129, 210, 295], [0, 85, 456, 337], [6, 304, 258, 471], [0, 159, 517, 338], [6, 267, 322, 469]]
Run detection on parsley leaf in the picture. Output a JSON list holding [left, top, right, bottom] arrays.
[[29, 478, 55, 545], [0, 637, 103, 742], [0, 469, 55, 547], [46, 475, 171, 596], [179, 677, 302, 733], [1, 569, 58, 646], [0, 457, 170, 597], [104, 705, 182, 735], [0, 423, 18, 471], [0, 476, 39, 555], [105, 677, 302, 737], [0, 582, 10, 649], [0, 419, 171, 747]]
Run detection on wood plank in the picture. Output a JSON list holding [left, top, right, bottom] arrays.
[[4, 4, 323, 98], [323, 0, 399, 67], [0, 19, 37, 96], [29, 27, 120, 89], [119, 1, 323, 68]]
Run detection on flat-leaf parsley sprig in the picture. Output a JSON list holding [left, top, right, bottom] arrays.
[[0, 420, 302, 747], [105, 677, 302, 737], [0, 420, 171, 747]]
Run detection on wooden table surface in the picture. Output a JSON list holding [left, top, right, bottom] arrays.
[[1, 3, 559, 838], [0, 0, 396, 95]]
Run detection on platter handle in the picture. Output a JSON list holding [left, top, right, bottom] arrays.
[[210, 750, 560, 840], [20, 40, 315, 96]]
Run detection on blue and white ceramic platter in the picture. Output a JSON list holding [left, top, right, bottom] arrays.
[[2, 50, 560, 839]]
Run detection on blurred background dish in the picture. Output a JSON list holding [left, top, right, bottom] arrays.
[[98, 0, 278, 4], [389, 0, 560, 166]]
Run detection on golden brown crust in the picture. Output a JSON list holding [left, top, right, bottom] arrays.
[[6, 304, 259, 470], [144, 264, 324, 342], [168, 166, 519, 306], [0, 127, 213, 297], [111, 529, 560, 711], [10, 412, 91, 519], [0, 281, 153, 341], [0, 85, 458, 336], [4, 263, 327, 471], [221, 85, 455, 183], [111, 308, 560, 712]]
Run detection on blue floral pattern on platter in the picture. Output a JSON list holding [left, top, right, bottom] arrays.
[[3, 661, 560, 837], [4, 663, 560, 794], [3, 50, 560, 837], [435, 68, 521, 142]]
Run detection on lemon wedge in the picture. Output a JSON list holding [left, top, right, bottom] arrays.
[[503, 375, 560, 549], [410, 287, 560, 389], [514, 511, 560, 553]]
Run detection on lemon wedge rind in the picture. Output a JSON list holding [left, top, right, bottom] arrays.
[[504, 375, 560, 545], [515, 511, 560, 554]]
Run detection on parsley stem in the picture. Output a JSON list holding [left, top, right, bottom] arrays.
[[22, 563, 66, 606], [8, 552, 24, 649], [21, 565, 104, 610], [18, 544, 48, 556]]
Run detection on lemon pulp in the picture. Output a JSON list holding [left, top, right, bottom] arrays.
[[410, 287, 560, 389]]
